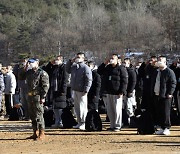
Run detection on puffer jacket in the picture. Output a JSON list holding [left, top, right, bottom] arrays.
[[98, 63, 128, 95]]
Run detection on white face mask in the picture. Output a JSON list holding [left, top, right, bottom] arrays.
[[110, 59, 115, 65], [177, 63, 180, 68], [21, 62, 26, 67], [124, 62, 130, 67], [54, 60, 62, 65], [89, 65, 94, 70], [157, 61, 166, 68], [27, 62, 37, 70], [75, 58, 82, 63], [154, 62, 160, 67], [27, 64, 32, 70], [136, 66, 140, 69]]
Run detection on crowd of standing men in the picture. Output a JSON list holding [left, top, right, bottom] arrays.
[[0, 52, 179, 140]]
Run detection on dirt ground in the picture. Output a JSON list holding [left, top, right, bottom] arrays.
[[0, 116, 180, 154]]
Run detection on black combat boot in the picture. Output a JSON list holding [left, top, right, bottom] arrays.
[[26, 130, 39, 140]]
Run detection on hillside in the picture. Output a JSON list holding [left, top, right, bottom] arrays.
[[0, 0, 179, 63]]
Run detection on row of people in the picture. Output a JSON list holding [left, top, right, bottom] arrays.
[[0, 53, 179, 140], [44, 53, 179, 135]]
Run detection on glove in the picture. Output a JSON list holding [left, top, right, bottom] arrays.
[[167, 94, 173, 99], [40, 98, 45, 104]]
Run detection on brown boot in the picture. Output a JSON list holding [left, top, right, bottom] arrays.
[[38, 129, 46, 141], [26, 130, 38, 140]]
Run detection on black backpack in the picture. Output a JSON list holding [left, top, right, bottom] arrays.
[[98, 98, 106, 114], [85, 109, 102, 132], [9, 106, 24, 121], [44, 108, 55, 127], [171, 107, 180, 126], [136, 109, 155, 135], [61, 108, 77, 128], [122, 108, 129, 126]]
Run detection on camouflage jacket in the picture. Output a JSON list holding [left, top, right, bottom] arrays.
[[0, 71, 5, 93], [25, 68, 49, 99]]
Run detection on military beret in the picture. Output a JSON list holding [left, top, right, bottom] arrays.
[[28, 58, 39, 63]]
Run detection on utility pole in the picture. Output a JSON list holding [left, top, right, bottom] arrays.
[[58, 41, 61, 55]]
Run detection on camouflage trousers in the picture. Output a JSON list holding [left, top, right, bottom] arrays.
[[28, 95, 45, 131], [0, 94, 6, 116]]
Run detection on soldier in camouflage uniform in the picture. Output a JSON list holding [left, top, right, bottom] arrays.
[[24, 58, 49, 140]]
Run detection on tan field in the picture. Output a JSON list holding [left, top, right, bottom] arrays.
[[0, 116, 180, 154]]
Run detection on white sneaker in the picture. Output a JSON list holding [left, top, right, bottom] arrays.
[[73, 123, 81, 129], [163, 128, 170, 135], [113, 128, 120, 132], [0, 116, 4, 120], [59, 124, 64, 128], [155, 129, 164, 135], [79, 123, 85, 130]]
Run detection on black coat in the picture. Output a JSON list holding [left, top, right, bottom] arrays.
[[143, 64, 157, 96], [174, 67, 180, 91], [51, 64, 68, 98], [126, 67, 137, 93], [169, 64, 177, 73], [98, 63, 128, 95], [97, 64, 107, 95], [141, 63, 157, 109], [150, 67, 177, 98], [88, 70, 101, 110], [43, 62, 55, 83], [51, 64, 68, 109], [135, 62, 146, 91], [42, 62, 55, 106]]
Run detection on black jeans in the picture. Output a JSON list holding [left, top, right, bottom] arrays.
[[158, 97, 172, 129], [151, 95, 160, 126], [173, 90, 180, 114], [5, 94, 12, 115]]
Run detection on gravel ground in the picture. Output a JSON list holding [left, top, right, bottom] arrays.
[[0, 117, 180, 154]]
